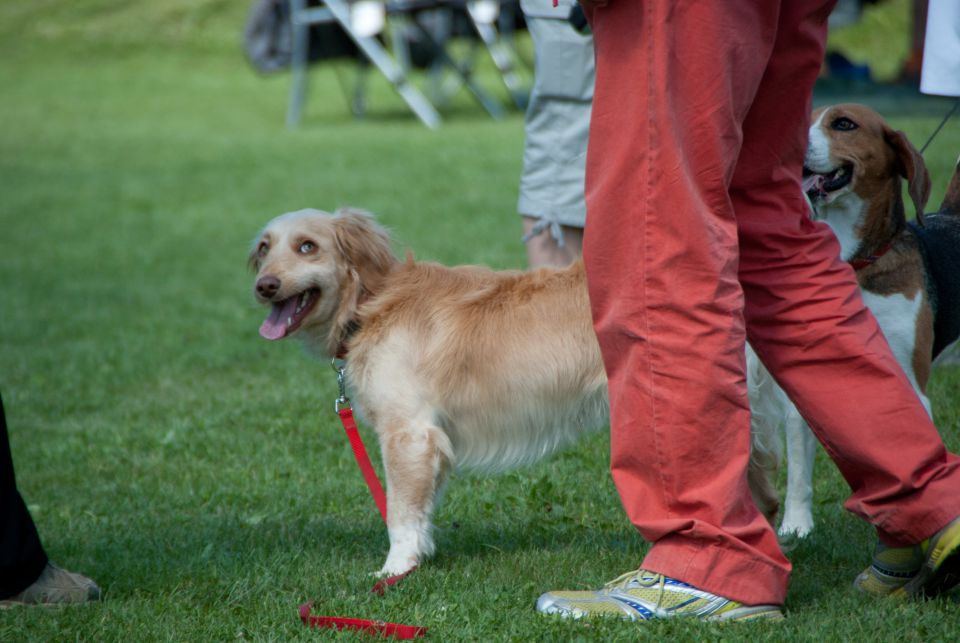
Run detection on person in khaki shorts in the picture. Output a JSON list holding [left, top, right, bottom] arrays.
[[517, 0, 594, 268]]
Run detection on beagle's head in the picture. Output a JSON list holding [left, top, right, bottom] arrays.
[[803, 103, 930, 222]]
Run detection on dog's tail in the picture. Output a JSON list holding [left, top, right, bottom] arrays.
[[940, 154, 960, 215]]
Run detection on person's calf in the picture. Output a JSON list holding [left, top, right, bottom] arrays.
[[522, 217, 584, 269]]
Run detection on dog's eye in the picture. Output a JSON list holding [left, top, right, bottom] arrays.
[[299, 241, 316, 254], [257, 242, 269, 258], [830, 117, 858, 132]]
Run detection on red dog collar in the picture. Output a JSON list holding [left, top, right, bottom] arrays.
[[849, 242, 892, 271]]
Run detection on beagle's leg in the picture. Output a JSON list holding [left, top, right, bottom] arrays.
[[862, 290, 933, 417], [377, 420, 453, 577]]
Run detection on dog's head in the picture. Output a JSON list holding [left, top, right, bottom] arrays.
[[249, 208, 396, 355], [804, 103, 930, 224]]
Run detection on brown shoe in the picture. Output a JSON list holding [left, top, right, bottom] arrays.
[[0, 562, 101, 607]]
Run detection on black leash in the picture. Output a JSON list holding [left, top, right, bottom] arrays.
[[920, 97, 960, 155]]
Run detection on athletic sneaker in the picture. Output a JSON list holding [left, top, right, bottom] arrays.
[[536, 568, 783, 622], [854, 516, 960, 599], [0, 562, 100, 607]]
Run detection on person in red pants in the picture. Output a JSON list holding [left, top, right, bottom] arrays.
[[0, 393, 100, 607], [536, 0, 960, 621]]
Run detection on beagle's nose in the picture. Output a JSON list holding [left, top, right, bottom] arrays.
[[256, 275, 280, 299]]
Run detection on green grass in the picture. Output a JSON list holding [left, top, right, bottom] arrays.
[[1, 1, 959, 640], [827, 0, 915, 81]]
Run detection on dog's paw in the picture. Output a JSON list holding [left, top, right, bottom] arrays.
[[376, 550, 419, 578], [777, 518, 813, 551], [375, 560, 418, 578]]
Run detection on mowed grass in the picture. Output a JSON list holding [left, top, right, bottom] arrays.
[[1, 1, 959, 641]]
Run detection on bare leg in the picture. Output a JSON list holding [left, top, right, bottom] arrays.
[[522, 216, 583, 268]]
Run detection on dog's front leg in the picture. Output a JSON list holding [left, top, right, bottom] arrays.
[[377, 422, 453, 577]]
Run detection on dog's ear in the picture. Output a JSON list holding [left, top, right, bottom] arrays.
[[884, 126, 931, 225], [332, 208, 397, 296]]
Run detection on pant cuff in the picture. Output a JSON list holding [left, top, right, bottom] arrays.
[[641, 537, 790, 606]]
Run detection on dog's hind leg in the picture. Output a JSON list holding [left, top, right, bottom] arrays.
[[745, 346, 783, 527], [377, 420, 454, 577], [748, 413, 782, 527], [778, 408, 816, 540]]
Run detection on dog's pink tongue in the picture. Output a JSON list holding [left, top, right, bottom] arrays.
[[259, 297, 298, 340], [802, 174, 823, 194]]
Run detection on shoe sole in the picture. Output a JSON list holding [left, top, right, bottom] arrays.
[[0, 600, 69, 609], [709, 605, 785, 622]]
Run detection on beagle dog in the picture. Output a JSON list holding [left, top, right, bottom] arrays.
[[752, 103, 960, 538]]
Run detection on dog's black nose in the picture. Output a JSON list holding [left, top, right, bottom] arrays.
[[256, 275, 280, 299]]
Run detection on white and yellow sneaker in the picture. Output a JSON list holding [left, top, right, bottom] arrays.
[[536, 568, 783, 622]]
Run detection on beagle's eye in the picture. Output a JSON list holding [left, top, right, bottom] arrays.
[[299, 240, 317, 254], [830, 117, 858, 132]]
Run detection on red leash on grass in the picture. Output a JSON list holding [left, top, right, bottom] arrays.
[[299, 603, 427, 640], [298, 361, 426, 638]]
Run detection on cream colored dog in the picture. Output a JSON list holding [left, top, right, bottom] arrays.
[[250, 208, 781, 577]]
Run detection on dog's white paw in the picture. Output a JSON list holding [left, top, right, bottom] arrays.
[[378, 540, 420, 578], [377, 523, 430, 577], [777, 515, 813, 550], [376, 556, 418, 578]]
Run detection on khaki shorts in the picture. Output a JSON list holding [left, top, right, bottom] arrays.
[[517, 10, 595, 236]]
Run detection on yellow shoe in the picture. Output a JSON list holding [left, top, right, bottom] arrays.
[[854, 516, 960, 599]]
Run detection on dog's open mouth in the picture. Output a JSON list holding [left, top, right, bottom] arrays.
[[802, 164, 853, 202], [259, 289, 320, 340]]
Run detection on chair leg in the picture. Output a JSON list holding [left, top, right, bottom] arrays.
[[468, 6, 527, 109], [406, 16, 504, 120], [286, 0, 310, 128], [324, 0, 442, 129]]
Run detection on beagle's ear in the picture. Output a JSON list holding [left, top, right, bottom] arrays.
[[332, 208, 397, 296], [884, 126, 931, 225]]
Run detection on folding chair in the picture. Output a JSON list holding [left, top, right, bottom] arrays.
[[287, 1, 524, 128], [287, 0, 442, 128], [386, 1, 506, 119], [464, 0, 527, 109]]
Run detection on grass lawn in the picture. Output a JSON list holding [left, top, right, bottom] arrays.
[[1, 0, 958, 640]]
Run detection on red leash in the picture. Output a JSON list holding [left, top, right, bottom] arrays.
[[300, 603, 427, 639], [333, 360, 388, 521], [296, 360, 426, 637], [338, 406, 388, 522]]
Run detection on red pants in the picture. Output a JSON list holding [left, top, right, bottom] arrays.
[[582, 0, 960, 605]]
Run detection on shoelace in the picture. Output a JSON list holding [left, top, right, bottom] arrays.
[[604, 570, 671, 610]]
